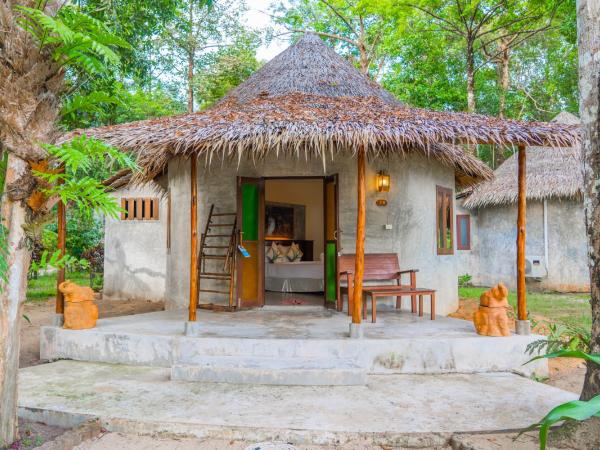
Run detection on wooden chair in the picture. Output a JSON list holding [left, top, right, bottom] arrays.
[[337, 253, 418, 314]]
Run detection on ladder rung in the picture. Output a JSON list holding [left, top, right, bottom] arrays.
[[206, 234, 230, 237], [202, 255, 226, 259], [204, 245, 228, 249], [212, 213, 236, 216], [209, 223, 235, 227], [200, 272, 231, 278], [199, 289, 230, 294]]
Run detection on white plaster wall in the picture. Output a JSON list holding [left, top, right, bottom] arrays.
[[167, 153, 459, 315], [265, 179, 324, 257], [103, 183, 167, 302], [463, 199, 589, 292]]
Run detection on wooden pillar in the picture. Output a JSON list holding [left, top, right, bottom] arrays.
[[516, 145, 528, 325], [352, 149, 366, 324], [55, 199, 66, 315], [188, 157, 199, 322]]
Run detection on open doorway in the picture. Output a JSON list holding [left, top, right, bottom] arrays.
[[263, 178, 325, 306]]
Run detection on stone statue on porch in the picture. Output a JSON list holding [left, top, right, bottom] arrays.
[[473, 283, 511, 337], [59, 280, 98, 330]]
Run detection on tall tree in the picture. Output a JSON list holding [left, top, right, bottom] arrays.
[[275, 0, 394, 75], [0, 3, 131, 444], [578, 0, 600, 403], [159, 0, 249, 112], [401, 0, 564, 113], [194, 32, 260, 108]]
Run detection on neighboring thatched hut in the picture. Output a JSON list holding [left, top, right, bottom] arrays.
[[459, 112, 588, 292], [78, 34, 579, 326]]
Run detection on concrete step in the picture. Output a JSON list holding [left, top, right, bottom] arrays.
[[171, 356, 367, 385], [19, 361, 578, 446]]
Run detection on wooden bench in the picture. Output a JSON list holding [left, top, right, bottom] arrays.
[[337, 253, 419, 315], [363, 287, 436, 323]]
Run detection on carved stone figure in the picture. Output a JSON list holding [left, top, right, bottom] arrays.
[[473, 283, 511, 337], [59, 280, 98, 330]]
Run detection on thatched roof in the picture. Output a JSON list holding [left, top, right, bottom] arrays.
[[462, 112, 583, 209], [71, 33, 577, 183]]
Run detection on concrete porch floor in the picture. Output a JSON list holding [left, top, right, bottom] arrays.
[[47, 307, 506, 339], [18, 360, 576, 447], [41, 309, 548, 381]]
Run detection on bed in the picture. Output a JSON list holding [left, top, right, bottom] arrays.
[[265, 260, 324, 293]]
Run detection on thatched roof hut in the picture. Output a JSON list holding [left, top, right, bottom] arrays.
[[462, 112, 582, 209], [75, 33, 577, 183]]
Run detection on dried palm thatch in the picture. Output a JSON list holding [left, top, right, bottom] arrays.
[[71, 34, 577, 183], [462, 112, 582, 209]]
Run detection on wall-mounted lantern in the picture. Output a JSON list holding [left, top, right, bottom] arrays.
[[376, 171, 390, 192]]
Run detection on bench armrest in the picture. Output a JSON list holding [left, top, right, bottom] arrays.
[[396, 269, 419, 276]]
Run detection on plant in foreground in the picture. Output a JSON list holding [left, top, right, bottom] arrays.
[[523, 350, 600, 450]]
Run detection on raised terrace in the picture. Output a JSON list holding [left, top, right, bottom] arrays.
[[40, 308, 547, 385]]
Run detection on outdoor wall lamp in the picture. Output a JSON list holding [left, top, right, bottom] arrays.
[[376, 171, 390, 192]]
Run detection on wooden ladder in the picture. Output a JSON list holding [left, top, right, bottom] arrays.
[[197, 204, 237, 311]]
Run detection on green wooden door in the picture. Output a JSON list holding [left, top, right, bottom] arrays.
[[324, 175, 339, 308], [236, 177, 264, 307]]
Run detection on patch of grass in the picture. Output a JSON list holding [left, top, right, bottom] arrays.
[[459, 287, 591, 329], [27, 271, 91, 302]]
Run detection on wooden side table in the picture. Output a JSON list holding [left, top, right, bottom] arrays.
[[362, 287, 436, 323]]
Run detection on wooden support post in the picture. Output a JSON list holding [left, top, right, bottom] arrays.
[[352, 149, 366, 325], [516, 144, 529, 332], [55, 199, 66, 316], [189, 157, 199, 322]]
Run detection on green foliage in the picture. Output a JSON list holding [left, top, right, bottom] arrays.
[[195, 33, 261, 108], [0, 225, 8, 285], [29, 249, 89, 275], [526, 395, 600, 450], [523, 350, 600, 450], [527, 349, 600, 366], [34, 135, 138, 219], [16, 4, 130, 75], [526, 321, 591, 355], [275, 0, 395, 75], [43, 208, 103, 260], [458, 274, 472, 288]]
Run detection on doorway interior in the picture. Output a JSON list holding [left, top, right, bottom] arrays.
[[264, 178, 325, 306], [236, 175, 339, 309]]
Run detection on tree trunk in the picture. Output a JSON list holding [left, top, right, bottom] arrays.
[[466, 39, 476, 114], [358, 42, 369, 76], [187, 2, 194, 114], [0, 155, 32, 445], [187, 50, 195, 113], [578, 0, 600, 402], [498, 39, 510, 120]]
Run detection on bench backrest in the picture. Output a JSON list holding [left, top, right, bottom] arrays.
[[338, 253, 400, 280]]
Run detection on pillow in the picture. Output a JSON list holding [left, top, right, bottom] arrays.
[[265, 242, 279, 263], [287, 242, 303, 262], [274, 244, 290, 263]]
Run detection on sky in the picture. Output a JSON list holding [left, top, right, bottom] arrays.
[[243, 0, 290, 60]]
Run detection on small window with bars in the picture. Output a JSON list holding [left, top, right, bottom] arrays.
[[120, 198, 159, 220]]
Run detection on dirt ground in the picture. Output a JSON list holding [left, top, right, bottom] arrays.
[[449, 298, 586, 393], [72, 429, 598, 450], [20, 295, 165, 368]]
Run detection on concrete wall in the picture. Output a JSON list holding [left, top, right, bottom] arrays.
[[265, 178, 324, 259], [103, 183, 167, 301], [167, 153, 459, 315], [459, 198, 589, 292]]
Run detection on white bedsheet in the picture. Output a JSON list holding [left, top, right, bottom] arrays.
[[265, 261, 324, 292]]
